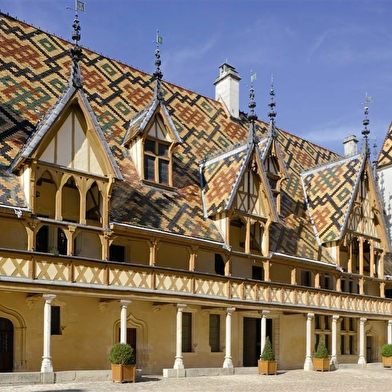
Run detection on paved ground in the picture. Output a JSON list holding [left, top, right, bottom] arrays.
[[3, 365, 392, 392]]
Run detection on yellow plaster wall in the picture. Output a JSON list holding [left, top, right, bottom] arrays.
[[279, 313, 305, 369], [0, 220, 27, 249], [157, 243, 188, 269], [196, 250, 215, 274]]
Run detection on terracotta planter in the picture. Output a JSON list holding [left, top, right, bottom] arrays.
[[313, 357, 330, 372], [111, 363, 136, 383], [258, 359, 277, 375], [382, 356, 392, 368]]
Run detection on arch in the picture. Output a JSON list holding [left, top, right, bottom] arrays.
[[113, 311, 149, 370], [62, 175, 80, 223], [86, 181, 102, 224], [36, 170, 56, 219], [0, 304, 27, 371]]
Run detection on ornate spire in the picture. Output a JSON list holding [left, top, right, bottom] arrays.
[[153, 30, 164, 101], [70, 13, 83, 88], [372, 137, 379, 181], [248, 72, 258, 145], [362, 93, 372, 158], [268, 75, 277, 138]]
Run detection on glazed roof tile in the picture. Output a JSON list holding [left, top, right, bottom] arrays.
[[0, 12, 381, 263], [378, 121, 392, 169], [301, 154, 364, 243]]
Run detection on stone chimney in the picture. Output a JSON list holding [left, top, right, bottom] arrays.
[[343, 135, 358, 156], [214, 62, 241, 118]]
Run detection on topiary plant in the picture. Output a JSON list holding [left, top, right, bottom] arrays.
[[109, 343, 135, 365], [314, 335, 329, 359], [260, 336, 275, 361], [381, 344, 392, 358]]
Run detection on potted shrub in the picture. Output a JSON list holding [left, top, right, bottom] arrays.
[[313, 335, 330, 371], [381, 343, 392, 368], [258, 336, 277, 375], [109, 342, 136, 383]]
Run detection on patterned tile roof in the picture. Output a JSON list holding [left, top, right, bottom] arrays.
[[378, 121, 392, 169], [0, 12, 368, 262], [301, 154, 364, 243]]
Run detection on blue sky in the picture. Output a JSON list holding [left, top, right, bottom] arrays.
[[2, 0, 392, 155]]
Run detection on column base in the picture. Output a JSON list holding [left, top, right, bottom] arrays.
[[330, 356, 339, 370], [40, 357, 53, 373], [358, 355, 366, 366], [223, 357, 233, 368], [173, 357, 184, 369], [303, 356, 313, 371]]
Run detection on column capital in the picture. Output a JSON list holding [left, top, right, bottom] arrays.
[[306, 313, 314, 319], [360, 317, 367, 323], [388, 320, 392, 326], [332, 315, 340, 321], [43, 294, 56, 303], [120, 300, 132, 307], [260, 310, 270, 317], [226, 307, 235, 314], [176, 304, 187, 311]]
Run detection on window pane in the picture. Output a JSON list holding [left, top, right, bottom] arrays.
[[145, 139, 155, 154], [182, 313, 192, 352], [158, 143, 169, 157], [209, 314, 220, 352], [159, 160, 169, 184], [51, 306, 61, 335], [144, 156, 155, 181]]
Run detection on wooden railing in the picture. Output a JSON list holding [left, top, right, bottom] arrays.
[[1, 249, 392, 317]]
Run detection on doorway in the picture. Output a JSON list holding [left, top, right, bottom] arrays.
[[243, 317, 272, 366], [118, 328, 137, 361], [0, 318, 13, 372], [366, 335, 373, 363]]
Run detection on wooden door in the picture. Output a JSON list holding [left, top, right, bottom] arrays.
[[118, 328, 137, 361], [0, 318, 13, 372]]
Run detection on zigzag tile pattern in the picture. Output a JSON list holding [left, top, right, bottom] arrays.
[[302, 157, 362, 243], [203, 147, 248, 216], [269, 131, 341, 263], [378, 122, 392, 169], [0, 12, 349, 259]]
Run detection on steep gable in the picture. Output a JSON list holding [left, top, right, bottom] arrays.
[[302, 151, 389, 251], [10, 88, 122, 180]]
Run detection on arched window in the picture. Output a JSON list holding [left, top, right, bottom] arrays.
[[62, 176, 80, 222], [86, 182, 102, 224], [36, 171, 56, 219]]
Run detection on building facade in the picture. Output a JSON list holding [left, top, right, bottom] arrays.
[[0, 11, 392, 376]]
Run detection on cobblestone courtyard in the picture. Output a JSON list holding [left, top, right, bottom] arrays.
[[3, 365, 392, 392]]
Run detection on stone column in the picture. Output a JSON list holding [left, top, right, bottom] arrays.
[[223, 307, 235, 368], [304, 313, 314, 371], [41, 294, 56, 373], [358, 317, 367, 366], [173, 304, 187, 369], [331, 315, 339, 370], [388, 320, 392, 344], [260, 310, 270, 356], [120, 300, 131, 344]]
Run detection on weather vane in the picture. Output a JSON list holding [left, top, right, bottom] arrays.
[[66, 1, 86, 16]]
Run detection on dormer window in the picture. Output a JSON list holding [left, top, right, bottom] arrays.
[[144, 137, 170, 185], [124, 107, 181, 189]]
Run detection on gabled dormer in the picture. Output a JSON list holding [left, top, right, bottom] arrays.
[[122, 42, 181, 188], [123, 101, 181, 188], [200, 83, 280, 255], [301, 107, 390, 282], [9, 15, 122, 229]]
